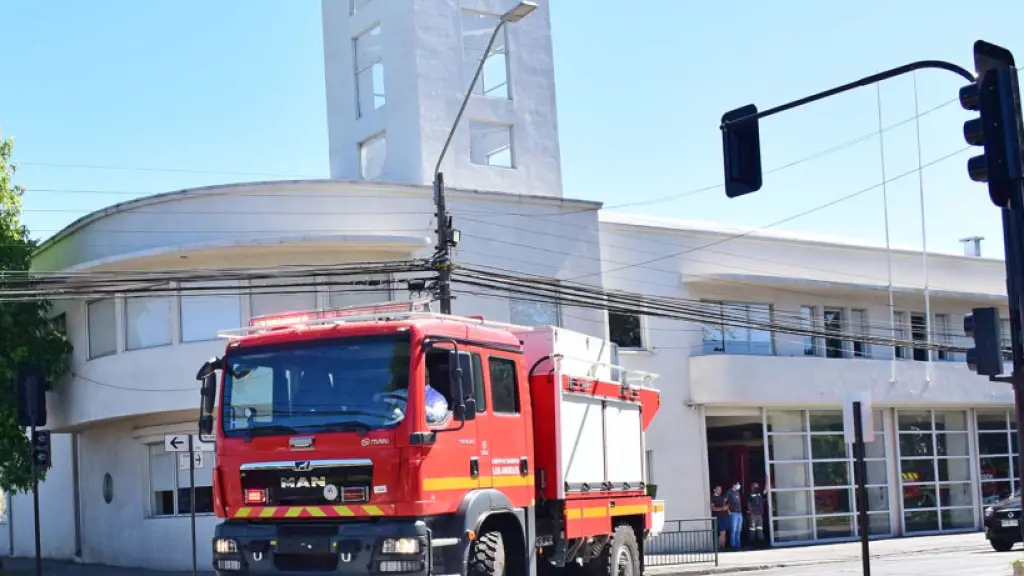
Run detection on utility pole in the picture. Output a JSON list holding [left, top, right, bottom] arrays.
[[431, 1, 537, 314]]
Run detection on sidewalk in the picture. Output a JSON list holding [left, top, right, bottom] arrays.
[[646, 532, 993, 575], [0, 532, 994, 575]]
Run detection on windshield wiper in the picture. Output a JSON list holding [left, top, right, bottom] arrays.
[[319, 421, 374, 437]]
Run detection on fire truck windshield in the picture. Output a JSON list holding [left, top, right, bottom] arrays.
[[221, 333, 412, 437]]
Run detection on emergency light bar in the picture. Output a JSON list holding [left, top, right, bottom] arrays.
[[248, 299, 433, 328]]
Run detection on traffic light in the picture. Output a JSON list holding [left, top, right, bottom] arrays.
[[32, 430, 51, 470], [964, 307, 1003, 377], [960, 41, 1024, 208], [15, 364, 47, 428], [721, 104, 763, 198]]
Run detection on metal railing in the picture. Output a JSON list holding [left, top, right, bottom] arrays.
[[645, 518, 719, 567]]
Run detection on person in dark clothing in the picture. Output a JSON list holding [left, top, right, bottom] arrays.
[[710, 485, 729, 549], [725, 482, 743, 549], [747, 481, 766, 546]]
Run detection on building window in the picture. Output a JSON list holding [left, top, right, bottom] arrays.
[[149, 443, 214, 517], [328, 274, 392, 308], [350, 0, 372, 15], [977, 409, 1018, 506], [702, 301, 773, 355], [765, 409, 889, 542], [799, 306, 818, 356], [893, 311, 908, 360], [509, 295, 559, 327], [488, 356, 520, 414], [823, 308, 844, 358], [359, 132, 387, 180], [461, 10, 510, 99], [910, 313, 930, 362], [1002, 318, 1012, 360], [180, 282, 242, 343], [934, 314, 952, 361], [850, 309, 870, 358], [51, 312, 67, 336], [125, 295, 173, 351], [609, 311, 643, 350], [354, 25, 385, 117], [87, 299, 117, 359], [250, 277, 317, 319], [469, 121, 514, 168], [896, 410, 975, 533]]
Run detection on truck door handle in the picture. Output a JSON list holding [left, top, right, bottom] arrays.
[[470, 457, 479, 478], [520, 457, 529, 476]]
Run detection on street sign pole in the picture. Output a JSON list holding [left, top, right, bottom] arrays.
[[28, 374, 41, 576], [852, 401, 871, 576], [188, 433, 197, 576]]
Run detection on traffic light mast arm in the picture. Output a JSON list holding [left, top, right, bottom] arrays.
[[721, 59, 975, 131]]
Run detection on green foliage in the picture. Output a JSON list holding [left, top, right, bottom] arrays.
[[0, 128, 73, 493]]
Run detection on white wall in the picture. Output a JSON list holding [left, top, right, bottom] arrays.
[[9, 432, 76, 561]]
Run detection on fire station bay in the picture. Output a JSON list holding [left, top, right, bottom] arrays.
[[2, 1, 1020, 571]]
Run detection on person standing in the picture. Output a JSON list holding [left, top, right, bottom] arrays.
[[747, 481, 765, 547], [725, 481, 744, 549], [710, 485, 729, 550]]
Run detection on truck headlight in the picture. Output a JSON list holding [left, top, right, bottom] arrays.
[[214, 538, 238, 554], [381, 538, 420, 554], [985, 507, 995, 518]]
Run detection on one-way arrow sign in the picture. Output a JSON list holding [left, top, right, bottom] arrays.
[[164, 434, 214, 453]]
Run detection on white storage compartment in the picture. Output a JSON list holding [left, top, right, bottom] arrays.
[[514, 326, 614, 381], [560, 395, 606, 485], [604, 400, 644, 485]]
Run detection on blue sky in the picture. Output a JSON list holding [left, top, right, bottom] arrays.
[[2, 0, 1023, 259]]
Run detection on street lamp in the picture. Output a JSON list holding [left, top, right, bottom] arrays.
[[432, 0, 537, 314]]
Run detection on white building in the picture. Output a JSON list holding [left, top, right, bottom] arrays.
[[1, 0, 1015, 569]]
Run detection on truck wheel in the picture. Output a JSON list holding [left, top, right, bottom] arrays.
[[991, 538, 1015, 552], [469, 530, 507, 575], [586, 524, 640, 576]]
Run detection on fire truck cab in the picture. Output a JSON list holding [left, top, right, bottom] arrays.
[[197, 299, 664, 575]]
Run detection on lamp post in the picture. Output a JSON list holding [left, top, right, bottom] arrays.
[[433, 1, 537, 314]]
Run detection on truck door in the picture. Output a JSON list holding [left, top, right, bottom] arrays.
[[481, 352, 532, 508]]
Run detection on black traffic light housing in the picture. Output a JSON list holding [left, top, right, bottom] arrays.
[[16, 364, 47, 428], [32, 430, 51, 470], [964, 307, 1004, 377], [960, 40, 1024, 208], [721, 104, 763, 198]]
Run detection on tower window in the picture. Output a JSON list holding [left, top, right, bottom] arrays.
[[461, 10, 510, 99], [469, 122, 514, 168], [360, 132, 387, 180], [354, 25, 385, 117]]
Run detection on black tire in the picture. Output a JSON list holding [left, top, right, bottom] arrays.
[[584, 524, 641, 576], [991, 538, 1015, 552], [469, 530, 508, 575]]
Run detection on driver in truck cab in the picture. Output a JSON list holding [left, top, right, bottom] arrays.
[[382, 358, 451, 425]]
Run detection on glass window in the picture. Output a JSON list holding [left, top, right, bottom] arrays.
[[850, 309, 869, 358], [250, 277, 317, 319], [222, 334, 412, 436], [609, 312, 643, 350], [934, 314, 953, 361], [87, 298, 117, 358], [489, 356, 519, 414], [125, 296, 172, 350], [469, 121, 514, 168], [328, 274, 391, 309], [897, 409, 976, 533], [509, 296, 559, 327], [702, 302, 773, 356], [893, 311, 908, 360], [977, 409, 1019, 505], [461, 10, 510, 99], [800, 306, 818, 356], [823, 309, 844, 358], [360, 132, 387, 180], [149, 443, 213, 517], [181, 282, 241, 343], [354, 25, 384, 116]]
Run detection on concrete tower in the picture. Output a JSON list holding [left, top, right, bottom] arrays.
[[322, 0, 563, 197]]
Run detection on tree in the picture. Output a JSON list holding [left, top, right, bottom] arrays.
[[0, 127, 72, 493]]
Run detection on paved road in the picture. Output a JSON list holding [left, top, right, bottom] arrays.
[[714, 548, 1023, 575]]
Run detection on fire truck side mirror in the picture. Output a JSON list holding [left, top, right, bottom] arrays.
[[200, 373, 217, 415], [199, 414, 214, 437], [448, 350, 476, 422]]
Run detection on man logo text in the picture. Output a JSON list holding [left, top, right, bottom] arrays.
[[280, 476, 327, 488]]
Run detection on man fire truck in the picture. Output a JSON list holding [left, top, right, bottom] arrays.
[[196, 299, 666, 575]]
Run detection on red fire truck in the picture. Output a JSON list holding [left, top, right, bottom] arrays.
[[196, 299, 665, 575]]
